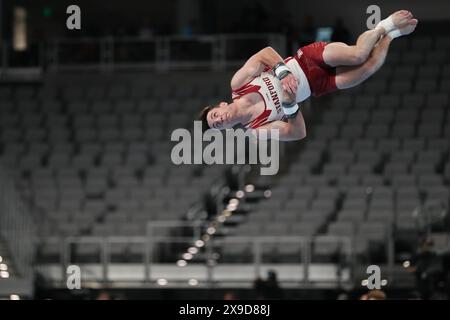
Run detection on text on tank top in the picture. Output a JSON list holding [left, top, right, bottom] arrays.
[[231, 71, 285, 129]]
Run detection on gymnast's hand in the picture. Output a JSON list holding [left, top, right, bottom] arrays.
[[281, 73, 298, 96], [283, 84, 297, 105]]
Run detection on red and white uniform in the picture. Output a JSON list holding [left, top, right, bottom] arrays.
[[231, 42, 338, 129], [232, 57, 311, 129]]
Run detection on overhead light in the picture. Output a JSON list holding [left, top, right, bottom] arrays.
[[10, 295, 20, 300], [1, 271, 10, 278], [0, 264, 8, 271], [245, 184, 255, 192], [226, 203, 237, 211], [195, 240, 205, 248], [235, 190, 245, 198], [202, 235, 210, 242], [188, 279, 198, 286], [0, 256, 3, 262], [361, 279, 368, 286], [229, 198, 239, 206], [403, 260, 410, 268], [264, 190, 272, 198], [182, 253, 193, 260], [381, 279, 388, 286], [217, 215, 226, 223], [177, 260, 187, 267], [157, 279, 168, 286], [207, 227, 216, 235], [188, 247, 198, 255]]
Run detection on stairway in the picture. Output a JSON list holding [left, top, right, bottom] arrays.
[[0, 238, 17, 278]]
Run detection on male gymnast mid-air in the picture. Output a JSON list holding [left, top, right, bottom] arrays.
[[200, 10, 418, 141]]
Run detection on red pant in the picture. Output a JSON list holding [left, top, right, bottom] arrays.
[[294, 41, 338, 97]]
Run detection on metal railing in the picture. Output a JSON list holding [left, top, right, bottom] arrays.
[[37, 220, 356, 288], [1, 33, 287, 73]]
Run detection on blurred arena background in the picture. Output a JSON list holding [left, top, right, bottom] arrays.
[[0, 0, 449, 300]]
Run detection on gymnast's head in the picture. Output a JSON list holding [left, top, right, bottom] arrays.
[[199, 101, 239, 131]]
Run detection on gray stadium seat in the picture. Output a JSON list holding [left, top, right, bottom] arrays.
[[264, 223, 290, 236], [290, 223, 319, 236], [338, 209, 365, 223], [328, 222, 355, 236], [313, 236, 343, 258], [357, 222, 387, 242]]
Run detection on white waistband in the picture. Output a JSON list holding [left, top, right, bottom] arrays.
[[287, 58, 311, 103]]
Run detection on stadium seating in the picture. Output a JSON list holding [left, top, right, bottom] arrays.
[[229, 36, 450, 263], [0, 35, 448, 266]]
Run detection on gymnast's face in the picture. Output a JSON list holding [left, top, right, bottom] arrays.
[[207, 102, 233, 130]]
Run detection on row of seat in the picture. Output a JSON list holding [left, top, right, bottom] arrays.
[[330, 92, 448, 108], [230, 35, 450, 261]]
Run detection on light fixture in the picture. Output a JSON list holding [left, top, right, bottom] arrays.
[[1, 271, 10, 278], [188, 279, 198, 286], [207, 227, 216, 235], [229, 198, 239, 206], [381, 279, 388, 286], [403, 260, 410, 268], [157, 279, 168, 286], [202, 235, 210, 242], [361, 279, 368, 286], [264, 190, 272, 198], [0, 256, 3, 263], [245, 184, 255, 192], [195, 240, 205, 248], [217, 215, 226, 223], [0, 264, 8, 271], [235, 190, 245, 198], [188, 247, 198, 255], [10, 295, 20, 300], [182, 253, 193, 260], [177, 260, 187, 267]]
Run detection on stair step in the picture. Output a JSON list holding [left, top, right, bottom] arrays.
[[225, 215, 246, 224]]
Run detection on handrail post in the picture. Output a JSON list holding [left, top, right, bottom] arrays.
[[61, 237, 71, 285], [254, 238, 261, 279], [101, 237, 109, 283], [350, 235, 356, 287], [155, 37, 170, 72], [217, 35, 226, 71], [387, 222, 395, 285], [303, 237, 310, 285], [144, 222, 151, 282]]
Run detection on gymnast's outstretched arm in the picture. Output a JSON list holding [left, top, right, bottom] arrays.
[[231, 46, 298, 94]]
